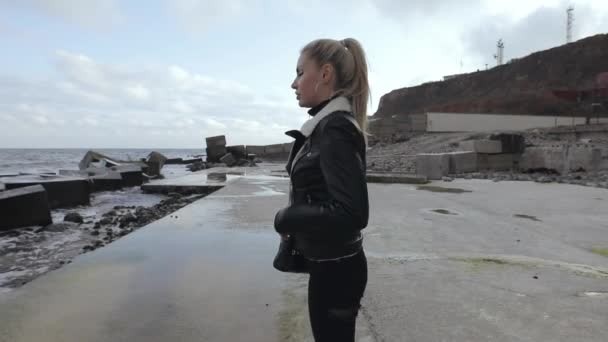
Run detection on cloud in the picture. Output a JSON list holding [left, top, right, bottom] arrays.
[[0, 0, 124, 30], [0, 50, 306, 148], [167, 0, 247, 34]]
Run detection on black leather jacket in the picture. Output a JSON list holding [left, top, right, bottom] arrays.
[[274, 108, 368, 261]]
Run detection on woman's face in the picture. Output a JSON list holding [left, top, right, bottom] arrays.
[[291, 53, 325, 108]]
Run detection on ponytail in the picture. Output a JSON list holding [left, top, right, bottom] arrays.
[[340, 38, 370, 135]]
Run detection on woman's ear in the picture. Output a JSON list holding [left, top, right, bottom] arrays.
[[320, 63, 334, 84]]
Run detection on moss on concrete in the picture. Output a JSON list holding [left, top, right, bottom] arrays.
[[591, 248, 608, 258], [453, 257, 529, 271]]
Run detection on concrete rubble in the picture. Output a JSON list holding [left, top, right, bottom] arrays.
[[196, 135, 260, 171], [416, 136, 526, 179], [78, 150, 164, 180]]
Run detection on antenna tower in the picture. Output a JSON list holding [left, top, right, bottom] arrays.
[[493, 39, 504, 66], [567, 6, 574, 43]]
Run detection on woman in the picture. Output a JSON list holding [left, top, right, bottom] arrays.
[[274, 38, 370, 342]]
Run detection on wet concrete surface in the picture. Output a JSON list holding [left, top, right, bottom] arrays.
[[0, 175, 375, 341], [1, 177, 607, 341], [363, 179, 608, 341]]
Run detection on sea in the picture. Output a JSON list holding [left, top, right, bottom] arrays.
[[0, 148, 204, 176]]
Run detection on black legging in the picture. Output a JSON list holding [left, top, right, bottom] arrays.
[[307, 250, 368, 342]]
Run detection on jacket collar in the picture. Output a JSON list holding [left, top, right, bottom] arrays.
[[299, 96, 351, 137]]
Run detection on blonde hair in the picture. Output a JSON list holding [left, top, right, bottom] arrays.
[[302, 38, 370, 134]]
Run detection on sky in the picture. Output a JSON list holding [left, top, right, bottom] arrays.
[[0, 0, 607, 148]]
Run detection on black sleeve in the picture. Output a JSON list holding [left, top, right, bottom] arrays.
[[274, 116, 369, 234]]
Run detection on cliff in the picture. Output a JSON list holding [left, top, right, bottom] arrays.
[[371, 34, 608, 137]]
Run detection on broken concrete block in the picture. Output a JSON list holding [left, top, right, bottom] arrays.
[[0, 185, 52, 230], [206, 135, 226, 147], [265, 144, 284, 154], [146, 151, 168, 177], [519, 147, 565, 173], [206, 146, 228, 163], [181, 158, 203, 164], [147, 151, 167, 165], [448, 151, 478, 173], [566, 146, 602, 172], [459, 140, 502, 154], [489, 133, 525, 154], [246, 145, 265, 156], [478, 154, 516, 171], [165, 158, 184, 165], [78, 150, 121, 170], [4, 177, 90, 209], [205, 136, 227, 162], [227, 145, 246, 159], [90, 172, 123, 192], [416, 153, 450, 180], [110, 165, 145, 187], [219, 153, 237, 167]]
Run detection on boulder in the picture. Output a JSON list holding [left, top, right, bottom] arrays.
[[64, 212, 84, 224]]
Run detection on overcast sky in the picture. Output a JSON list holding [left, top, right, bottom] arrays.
[[1, 0, 607, 148]]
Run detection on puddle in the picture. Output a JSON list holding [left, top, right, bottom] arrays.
[[424, 208, 463, 216], [417, 185, 472, 194], [514, 214, 542, 222], [431, 209, 459, 215]]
